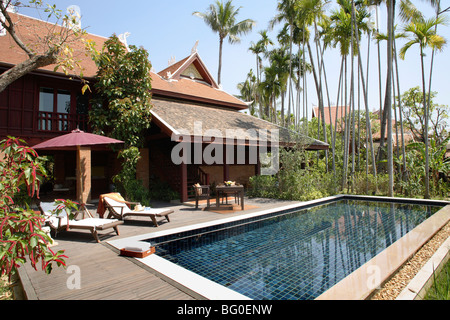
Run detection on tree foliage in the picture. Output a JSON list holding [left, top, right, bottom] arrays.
[[193, 0, 255, 85], [400, 86, 449, 143], [88, 35, 153, 200], [89, 34, 153, 148], [0, 137, 71, 279]]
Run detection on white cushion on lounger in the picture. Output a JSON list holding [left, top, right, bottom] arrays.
[[48, 216, 118, 228], [104, 198, 134, 214], [105, 198, 168, 215]]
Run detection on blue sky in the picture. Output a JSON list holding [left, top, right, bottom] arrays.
[[19, 1, 450, 125]]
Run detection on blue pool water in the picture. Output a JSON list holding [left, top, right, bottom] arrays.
[[148, 199, 442, 300]]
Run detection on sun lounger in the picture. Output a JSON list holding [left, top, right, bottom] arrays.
[[103, 197, 173, 227], [39, 202, 123, 243]]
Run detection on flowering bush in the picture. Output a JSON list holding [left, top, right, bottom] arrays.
[[0, 137, 71, 279]]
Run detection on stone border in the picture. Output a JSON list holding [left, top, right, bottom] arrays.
[[396, 234, 450, 300]]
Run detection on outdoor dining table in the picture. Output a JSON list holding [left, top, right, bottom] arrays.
[[215, 185, 244, 210]]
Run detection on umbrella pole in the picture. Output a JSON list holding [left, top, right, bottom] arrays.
[[76, 145, 91, 204]]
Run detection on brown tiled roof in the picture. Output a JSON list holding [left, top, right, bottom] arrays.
[[312, 106, 351, 128], [151, 72, 248, 110], [157, 56, 190, 79], [0, 12, 106, 78], [313, 106, 415, 144], [371, 119, 415, 142], [0, 13, 248, 109], [151, 98, 329, 150]]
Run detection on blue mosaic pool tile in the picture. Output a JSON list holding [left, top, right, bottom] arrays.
[[151, 199, 442, 300]]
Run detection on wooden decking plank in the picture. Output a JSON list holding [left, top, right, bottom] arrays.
[[18, 198, 298, 300]]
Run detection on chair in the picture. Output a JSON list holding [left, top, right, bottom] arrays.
[[39, 202, 123, 243], [103, 197, 173, 227], [192, 184, 210, 209]]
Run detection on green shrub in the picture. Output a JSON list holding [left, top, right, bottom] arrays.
[[351, 172, 390, 195], [248, 175, 277, 198], [148, 179, 179, 202]]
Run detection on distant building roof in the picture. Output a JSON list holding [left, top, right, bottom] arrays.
[[313, 106, 415, 144], [312, 105, 351, 128]]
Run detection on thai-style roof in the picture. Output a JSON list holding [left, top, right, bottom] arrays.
[[312, 105, 351, 128], [0, 11, 328, 150], [150, 69, 248, 110], [0, 12, 248, 110], [0, 12, 105, 78], [151, 98, 329, 150]]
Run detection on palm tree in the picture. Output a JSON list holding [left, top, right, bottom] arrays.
[[272, 32, 298, 127], [249, 30, 274, 118], [399, 14, 447, 198], [295, 0, 329, 158], [259, 65, 282, 122], [237, 70, 257, 115], [270, 0, 299, 128], [193, 0, 255, 85]]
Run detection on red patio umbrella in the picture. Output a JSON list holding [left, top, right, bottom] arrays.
[[33, 129, 124, 204], [32, 128, 124, 149]]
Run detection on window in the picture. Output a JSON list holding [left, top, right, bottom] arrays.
[[38, 86, 89, 132]]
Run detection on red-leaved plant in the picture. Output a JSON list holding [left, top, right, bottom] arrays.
[[0, 137, 73, 279]]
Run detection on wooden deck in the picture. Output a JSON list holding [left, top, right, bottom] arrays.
[[17, 197, 300, 300]]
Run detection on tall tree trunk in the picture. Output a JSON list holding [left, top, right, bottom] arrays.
[[320, 49, 335, 174], [420, 47, 430, 199], [424, 1, 441, 197], [218, 37, 224, 85], [352, 5, 377, 187], [333, 57, 345, 181], [393, 37, 407, 181], [287, 24, 294, 128], [256, 55, 263, 118], [386, 0, 394, 197], [0, 53, 57, 93]]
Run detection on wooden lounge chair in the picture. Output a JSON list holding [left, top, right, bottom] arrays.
[[39, 202, 123, 243], [103, 197, 173, 227]]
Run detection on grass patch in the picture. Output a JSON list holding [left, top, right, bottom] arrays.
[[424, 258, 450, 300]]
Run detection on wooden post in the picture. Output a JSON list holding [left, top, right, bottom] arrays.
[[181, 162, 188, 203], [76, 146, 91, 204], [136, 148, 150, 190], [223, 145, 230, 181], [255, 151, 261, 176]]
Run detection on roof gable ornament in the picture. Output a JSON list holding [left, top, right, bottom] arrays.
[[157, 51, 220, 88], [191, 40, 199, 55], [118, 32, 131, 52], [168, 56, 176, 67]]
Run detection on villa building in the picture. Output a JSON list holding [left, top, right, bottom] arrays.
[[0, 11, 328, 203]]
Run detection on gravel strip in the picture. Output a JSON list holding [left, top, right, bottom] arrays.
[[370, 220, 450, 300]]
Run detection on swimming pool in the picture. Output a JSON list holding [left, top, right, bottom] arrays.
[[108, 195, 449, 300]]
